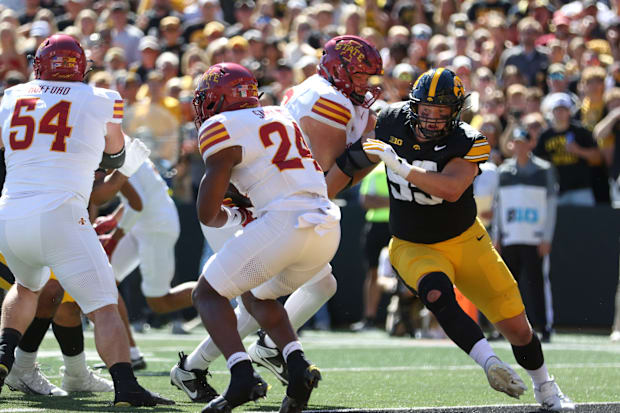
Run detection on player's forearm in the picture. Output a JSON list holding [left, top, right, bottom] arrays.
[[90, 171, 129, 206], [404, 168, 467, 203], [326, 165, 353, 199], [578, 146, 602, 164]]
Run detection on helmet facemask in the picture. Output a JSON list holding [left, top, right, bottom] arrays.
[[409, 100, 463, 140]]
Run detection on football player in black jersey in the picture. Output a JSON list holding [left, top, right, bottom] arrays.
[[327, 68, 574, 412]]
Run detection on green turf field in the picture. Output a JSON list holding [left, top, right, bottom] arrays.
[[1, 328, 619, 412]]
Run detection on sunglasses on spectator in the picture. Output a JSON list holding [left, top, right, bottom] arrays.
[[548, 72, 565, 80]]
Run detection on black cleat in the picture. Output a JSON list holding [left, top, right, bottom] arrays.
[[281, 353, 322, 413], [114, 385, 176, 407], [248, 330, 288, 385], [201, 371, 269, 413], [0, 363, 7, 394], [170, 352, 219, 402]]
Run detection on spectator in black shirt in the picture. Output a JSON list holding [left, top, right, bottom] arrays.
[[55, 0, 87, 32], [18, 0, 39, 26], [159, 16, 185, 64], [534, 93, 602, 206], [224, 0, 255, 38]]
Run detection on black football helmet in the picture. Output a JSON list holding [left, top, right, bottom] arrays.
[[409, 68, 467, 140]]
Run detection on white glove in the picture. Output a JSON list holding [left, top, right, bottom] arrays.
[[117, 138, 151, 177], [362, 138, 412, 178]]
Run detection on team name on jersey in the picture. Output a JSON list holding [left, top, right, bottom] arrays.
[[27, 85, 71, 95]]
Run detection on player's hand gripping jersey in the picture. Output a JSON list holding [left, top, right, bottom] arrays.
[[0, 80, 123, 219], [198, 105, 329, 214], [375, 102, 490, 244], [282, 74, 370, 149]]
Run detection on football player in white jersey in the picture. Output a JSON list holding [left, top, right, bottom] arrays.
[[188, 35, 384, 390], [94, 145, 195, 318], [0, 35, 172, 407], [179, 63, 340, 413]]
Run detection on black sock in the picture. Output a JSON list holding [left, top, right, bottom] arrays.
[[19, 317, 52, 353], [512, 333, 544, 371], [229, 359, 253, 378], [0, 328, 22, 371], [52, 323, 84, 356], [109, 362, 138, 392]]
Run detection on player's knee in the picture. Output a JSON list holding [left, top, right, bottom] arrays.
[[417, 272, 456, 314], [191, 278, 218, 306], [312, 272, 337, 299]]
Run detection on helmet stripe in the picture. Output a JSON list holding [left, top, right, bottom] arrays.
[[427, 68, 445, 99]]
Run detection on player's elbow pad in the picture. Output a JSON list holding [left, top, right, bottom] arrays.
[[99, 146, 126, 170], [335, 139, 375, 178]]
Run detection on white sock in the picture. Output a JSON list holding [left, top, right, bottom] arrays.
[[527, 363, 551, 388], [185, 302, 261, 371], [63, 352, 88, 377], [14, 348, 37, 371], [468, 338, 497, 369], [284, 273, 337, 330], [282, 341, 302, 361], [129, 346, 142, 360], [226, 352, 251, 370]]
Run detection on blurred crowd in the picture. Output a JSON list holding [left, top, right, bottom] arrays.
[[0, 0, 619, 337], [0, 0, 618, 206]]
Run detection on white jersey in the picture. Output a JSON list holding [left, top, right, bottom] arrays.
[[282, 74, 369, 149], [120, 159, 179, 233], [0, 80, 123, 219], [198, 106, 329, 214]]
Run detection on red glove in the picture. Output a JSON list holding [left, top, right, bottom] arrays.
[[98, 234, 119, 258], [94, 215, 118, 235]]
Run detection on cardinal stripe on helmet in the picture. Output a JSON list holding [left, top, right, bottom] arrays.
[[427, 68, 445, 99]]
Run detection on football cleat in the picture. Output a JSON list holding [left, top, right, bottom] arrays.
[[484, 356, 527, 399], [60, 366, 114, 392], [5, 364, 68, 396], [248, 330, 289, 385], [535, 378, 575, 411], [0, 364, 7, 394], [114, 385, 175, 407], [280, 363, 322, 413], [170, 352, 218, 402], [201, 371, 269, 413]]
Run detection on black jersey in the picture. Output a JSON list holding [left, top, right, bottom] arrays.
[[375, 102, 490, 244]]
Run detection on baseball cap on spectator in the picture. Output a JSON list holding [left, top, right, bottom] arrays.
[[139, 36, 161, 52], [452, 55, 472, 71], [288, 0, 306, 9], [548, 93, 572, 111], [412, 24, 432, 40], [295, 54, 318, 71], [449, 13, 468, 30], [243, 29, 263, 43], [204, 21, 225, 38], [548, 63, 566, 80], [110, 1, 129, 12], [392, 63, 416, 82], [532, 0, 554, 12], [199, 0, 219, 5], [552, 12, 570, 27], [228, 36, 249, 51], [582, 0, 597, 10], [234, 0, 255, 10], [30, 20, 51, 38], [160, 16, 181, 31], [512, 127, 530, 142]]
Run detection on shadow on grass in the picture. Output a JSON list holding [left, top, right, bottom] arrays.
[[4, 393, 183, 412]]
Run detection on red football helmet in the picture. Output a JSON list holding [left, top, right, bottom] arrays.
[[193, 63, 260, 129], [318, 35, 383, 108], [34, 34, 87, 82]]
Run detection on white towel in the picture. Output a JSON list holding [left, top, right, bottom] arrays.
[[295, 202, 341, 236]]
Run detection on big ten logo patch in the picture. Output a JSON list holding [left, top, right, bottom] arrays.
[[507, 207, 538, 223], [335, 40, 364, 63]]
